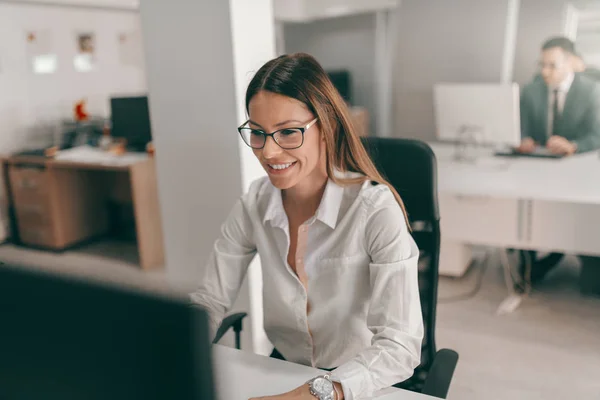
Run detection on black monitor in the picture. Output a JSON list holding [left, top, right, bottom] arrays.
[[327, 70, 352, 105], [110, 96, 153, 151], [0, 264, 215, 400]]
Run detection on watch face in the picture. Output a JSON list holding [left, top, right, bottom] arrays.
[[312, 377, 333, 395]]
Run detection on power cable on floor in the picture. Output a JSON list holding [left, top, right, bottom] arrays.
[[439, 251, 490, 304]]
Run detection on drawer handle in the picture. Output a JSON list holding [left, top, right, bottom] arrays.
[[19, 178, 40, 189]]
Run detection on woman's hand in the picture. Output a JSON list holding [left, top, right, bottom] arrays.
[[249, 382, 344, 400]]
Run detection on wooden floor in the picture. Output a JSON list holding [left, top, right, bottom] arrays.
[[1, 243, 599, 399]]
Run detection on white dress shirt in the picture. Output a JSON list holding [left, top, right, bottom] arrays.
[[190, 172, 423, 400], [547, 72, 574, 136]]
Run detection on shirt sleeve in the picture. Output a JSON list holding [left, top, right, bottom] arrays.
[[189, 198, 257, 339], [331, 187, 424, 400]]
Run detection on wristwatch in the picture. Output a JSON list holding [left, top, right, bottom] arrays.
[[307, 374, 336, 400]]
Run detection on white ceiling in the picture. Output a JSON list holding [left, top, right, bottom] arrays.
[[2, 0, 139, 9]]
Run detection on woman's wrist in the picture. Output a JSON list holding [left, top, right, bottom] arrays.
[[333, 382, 344, 400]]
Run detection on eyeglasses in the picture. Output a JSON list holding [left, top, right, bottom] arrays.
[[538, 60, 565, 71], [238, 118, 319, 150]]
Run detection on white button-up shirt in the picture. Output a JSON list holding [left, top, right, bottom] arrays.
[[191, 173, 423, 400]]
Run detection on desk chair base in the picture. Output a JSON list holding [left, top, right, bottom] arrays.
[[213, 312, 247, 349]]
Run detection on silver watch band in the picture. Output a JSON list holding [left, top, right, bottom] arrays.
[[307, 374, 337, 400]]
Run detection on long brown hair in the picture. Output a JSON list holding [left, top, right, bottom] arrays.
[[245, 53, 408, 222]]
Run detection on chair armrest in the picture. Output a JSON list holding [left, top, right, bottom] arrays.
[[212, 312, 247, 345], [421, 348, 459, 399]]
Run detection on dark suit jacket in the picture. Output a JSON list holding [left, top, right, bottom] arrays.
[[583, 67, 600, 82], [520, 73, 600, 153]]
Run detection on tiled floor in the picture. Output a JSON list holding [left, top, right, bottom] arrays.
[[437, 251, 600, 400], [1, 243, 599, 399]]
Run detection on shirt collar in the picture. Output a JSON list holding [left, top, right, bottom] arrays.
[[262, 174, 346, 230], [262, 184, 286, 228], [314, 177, 344, 229], [553, 72, 574, 92]]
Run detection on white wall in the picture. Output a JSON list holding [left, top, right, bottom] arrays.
[[283, 0, 515, 140], [282, 0, 573, 141], [284, 13, 378, 133], [0, 2, 146, 154], [393, 0, 511, 141], [2, 0, 138, 9], [513, 0, 568, 85]]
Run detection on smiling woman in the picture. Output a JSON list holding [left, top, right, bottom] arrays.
[[191, 53, 423, 400]]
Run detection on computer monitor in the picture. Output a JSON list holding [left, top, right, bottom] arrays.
[[434, 83, 521, 147], [327, 70, 352, 104], [0, 264, 214, 400], [110, 96, 152, 151]]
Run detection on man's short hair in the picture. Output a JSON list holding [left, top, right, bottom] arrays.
[[542, 36, 576, 54]]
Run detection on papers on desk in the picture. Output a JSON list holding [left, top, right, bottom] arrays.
[[55, 145, 148, 166]]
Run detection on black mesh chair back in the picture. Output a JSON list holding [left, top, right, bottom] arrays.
[[362, 137, 447, 394]]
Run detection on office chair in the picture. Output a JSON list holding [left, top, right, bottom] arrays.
[[362, 137, 459, 399]]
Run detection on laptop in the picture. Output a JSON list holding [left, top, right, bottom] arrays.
[[0, 264, 215, 400]]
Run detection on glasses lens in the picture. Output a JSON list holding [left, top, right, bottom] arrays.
[[274, 128, 303, 149], [239, 128, 265, 149]]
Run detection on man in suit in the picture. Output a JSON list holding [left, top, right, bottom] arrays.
[[518, 37, 600, 156], [517, 37, 600, 285]]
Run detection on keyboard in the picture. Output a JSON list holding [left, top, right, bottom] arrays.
[[495, 147, 564, 159]]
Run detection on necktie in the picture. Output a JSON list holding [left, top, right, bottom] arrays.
[[552, 88, 560, 136]]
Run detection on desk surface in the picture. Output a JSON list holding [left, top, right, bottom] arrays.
[[212, 345, 433, 400], [430, 143, 600, 205], [3, 146, 151, 172]]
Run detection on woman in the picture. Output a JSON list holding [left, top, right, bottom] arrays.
[[191, 53, 423, 400]]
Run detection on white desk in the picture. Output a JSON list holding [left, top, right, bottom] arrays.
[[431, 143, 600, 276], [212, 345, 434, 399]]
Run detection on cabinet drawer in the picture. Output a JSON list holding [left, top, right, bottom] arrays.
[[18, 225, 59, 248], [439, 193, 520, 247], [529, 201, 600, 255], [9, 166, 49, 201], [15, 200, 53, 227]]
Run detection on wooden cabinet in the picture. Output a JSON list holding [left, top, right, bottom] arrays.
[[3, 155, 164, 270], [7, 164, 108, 249]]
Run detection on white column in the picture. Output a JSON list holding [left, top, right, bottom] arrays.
[[140, 0, 275, 354], [562, 3, 580, 41], [501, 0, 520, 83], [374, 9, 396, 137]]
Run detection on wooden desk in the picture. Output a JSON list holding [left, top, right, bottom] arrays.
[[1, 152, 164, 270]]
